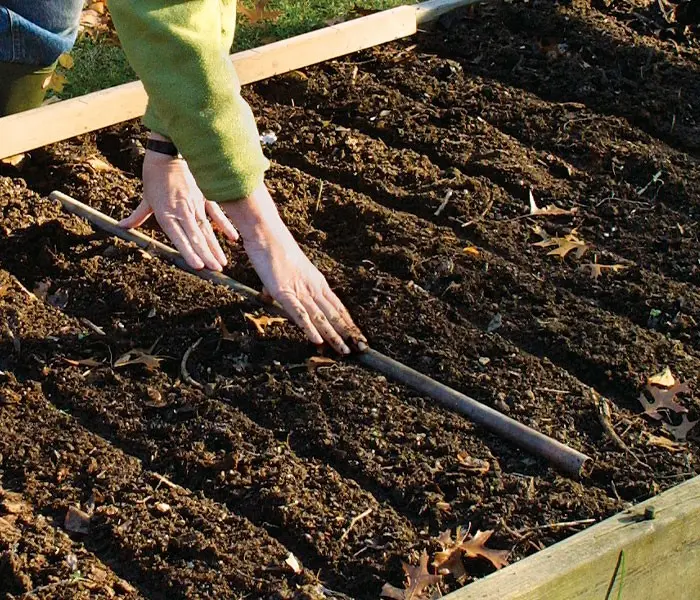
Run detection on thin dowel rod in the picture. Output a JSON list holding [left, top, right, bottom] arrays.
[[51, 191, 592, 478]]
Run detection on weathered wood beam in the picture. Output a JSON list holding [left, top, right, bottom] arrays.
[[0, 0, 480, 160], [446, 474, 700, 600]]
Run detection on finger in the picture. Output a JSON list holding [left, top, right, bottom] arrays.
[[158, 217, 205, 270], [302, 297, 351, 355], [196, 214, 228, 267], [318, 293, 366, 344], [276, 292, 324, 346], [206, 201, 239, 242], [179, 213, 224, 271], [118, 200, 153, 229]]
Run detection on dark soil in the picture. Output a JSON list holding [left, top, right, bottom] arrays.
[[1, 0, 699, 598]]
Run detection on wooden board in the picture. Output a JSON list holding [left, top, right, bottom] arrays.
[[445, 475, 700, 600], [0, 5, 416, 160]]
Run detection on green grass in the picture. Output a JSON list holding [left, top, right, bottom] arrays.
[[60, 0, 414, 99]]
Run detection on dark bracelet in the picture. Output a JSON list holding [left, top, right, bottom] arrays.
[[145, 138, 181, 157]]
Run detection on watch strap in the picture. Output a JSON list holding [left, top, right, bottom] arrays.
[[145, 138, 181, 157]]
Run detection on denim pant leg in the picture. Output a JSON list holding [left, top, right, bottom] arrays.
[[0, 0, 83, 67]]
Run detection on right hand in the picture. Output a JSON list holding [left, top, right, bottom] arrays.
[[222, 185, 366, 355]]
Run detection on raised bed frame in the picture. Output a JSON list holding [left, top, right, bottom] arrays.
[[2, 1, 699, 598]]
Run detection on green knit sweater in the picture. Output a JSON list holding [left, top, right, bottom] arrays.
[[109, 0, 269, 202]]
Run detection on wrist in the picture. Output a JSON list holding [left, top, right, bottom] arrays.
[[221, 185, 286, 243]]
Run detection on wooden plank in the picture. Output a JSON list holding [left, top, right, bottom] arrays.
[[0, 5, 416, 160], [445, 475, 700, 600], [415, 0, 482, 24]]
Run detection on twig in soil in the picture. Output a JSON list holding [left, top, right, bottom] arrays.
[[315, 181, 324, 213], [636, 170, 663, 197], [500, 519, 542, 553], [434, 189, 453, 216], [596, 395, 628, 452], [338, 507, 373, 544], [181, 337, 203, 389], [151, 472, 190, 495], [80, 317, 106, 336]]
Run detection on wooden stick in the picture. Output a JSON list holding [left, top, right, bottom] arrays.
[[51, 190, 593, 479]]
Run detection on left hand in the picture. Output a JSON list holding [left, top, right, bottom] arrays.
[[119, 145, 239, 271]]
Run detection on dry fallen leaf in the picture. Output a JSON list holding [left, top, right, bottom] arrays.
[[65, 505, 91, 534], [284, 552, 303, 574], [244, 313, 287, 335], [381, 551, 441, 600], [463, 246, 481, 257], [528, 190, 577, 217], [663, 415, 699, 442], [644, 432, 684, 452], [456, 452, 490, 475], [0, 153, 26, 167], [433, 527, 509, 583], [46, 72, 68, 94], [647, 366, 677, 388], [238, 0, 282, 24], [638, 384, 690, 421], [114, 349, 163, 370], [85, 157, 114, 171], [306, 356, 337, 373], [533, 228, 589, 259], [581, 262, 628, 280]]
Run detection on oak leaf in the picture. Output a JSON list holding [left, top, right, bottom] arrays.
[[381, 551, 441, 600], [647, 366, 677, 388], [663, 415, 698, 442], [638, 384, 690, 420], [581, 262, 628, 280], [244, 313, 287, 335], [533, 229, 589, 259], [238, 0, 282, 24], [528, 190, 577, 217], [434, 527, 509, 581]]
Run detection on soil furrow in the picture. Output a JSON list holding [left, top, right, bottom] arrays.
[[419, 0, 700, 153], [0, 487, 144, 600], [0, 368, 304, 599], [249, 96, 700, 350], [0, 204, 424, 597]]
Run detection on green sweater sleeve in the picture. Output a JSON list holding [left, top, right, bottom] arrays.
[[108, 0, 269, 202]]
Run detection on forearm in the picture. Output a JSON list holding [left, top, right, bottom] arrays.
[[109, 0, 269, 202]]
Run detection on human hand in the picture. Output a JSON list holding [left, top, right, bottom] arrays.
[[222, 185, 366, 355], [119, 145, 239, 271]]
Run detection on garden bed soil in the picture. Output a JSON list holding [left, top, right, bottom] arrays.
[[1, 0, 699, 598]]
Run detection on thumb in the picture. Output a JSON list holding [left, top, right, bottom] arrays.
[[118, 200, 153, 229]]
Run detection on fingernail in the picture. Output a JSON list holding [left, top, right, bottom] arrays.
[[357, 341, 368, 352], [341, 344, 351, 355]]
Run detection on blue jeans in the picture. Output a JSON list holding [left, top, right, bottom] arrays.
[[0, 1, 82, 67]]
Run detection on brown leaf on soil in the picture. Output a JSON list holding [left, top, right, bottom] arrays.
[[434, 527, 509, 580], [284, 552, 303, 574], [533, 228, 589, 259], [644, 432, 684, 452], [528, 190, 577, 217], [238, 0, 282, 24], [65, 505, 91, 534], [456, 452, 490, 475], [580, 262, 628, 280], [663, 414, 699, 442], [647, 366, 677, 388], [307, 356, 337, 372], [114, 349, 163, 370], [381, 551, 441, 600], [638, 384, 690, 420], [216, 315, 240, 342], [63, 357, 105, 368], [244, 313, 287, 335]]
